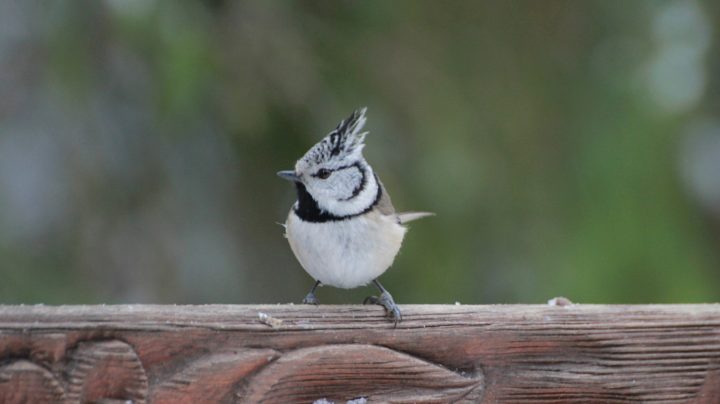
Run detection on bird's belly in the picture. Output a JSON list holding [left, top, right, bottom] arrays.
[[286, 211, 406, 289]]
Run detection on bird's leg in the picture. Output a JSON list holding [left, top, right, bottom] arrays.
[[363, 279, 402, 324], [302, 280, 321, 305]]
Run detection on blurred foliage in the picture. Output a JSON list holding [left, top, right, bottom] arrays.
[[0, 1, 718, 305]]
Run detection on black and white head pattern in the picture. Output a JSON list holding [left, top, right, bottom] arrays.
[[293, 108, 381, 222]]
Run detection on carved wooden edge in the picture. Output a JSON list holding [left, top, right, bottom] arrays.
[[239, 344, 484, 402], [0, 304, 718, 403]]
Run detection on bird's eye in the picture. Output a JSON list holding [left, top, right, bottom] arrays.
[[316, 169, 331, 179]]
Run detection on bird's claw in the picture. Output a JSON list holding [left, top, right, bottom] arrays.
[[363, 291, 402, 325], [302, 292, 319, 305]]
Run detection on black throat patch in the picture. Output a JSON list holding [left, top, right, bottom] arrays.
[[293, 178, 381, 223]]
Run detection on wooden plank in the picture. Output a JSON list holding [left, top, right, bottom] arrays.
[[0, 304, 719, 403]]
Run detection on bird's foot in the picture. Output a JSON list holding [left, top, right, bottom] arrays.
[[363, 291, 402, 325], [302, 292, 319, 305], [302, 281, 321, 305]]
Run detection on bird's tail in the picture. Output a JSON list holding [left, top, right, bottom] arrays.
[[397, 212, 435, 224]]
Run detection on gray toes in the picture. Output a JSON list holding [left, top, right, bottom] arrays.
[[302, 292, 319, 305], [365, 291, 402, 325]]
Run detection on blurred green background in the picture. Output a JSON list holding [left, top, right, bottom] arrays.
[[0, 1, 718, 305]]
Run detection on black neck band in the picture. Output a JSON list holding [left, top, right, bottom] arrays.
[[293, 177, 381, 223]]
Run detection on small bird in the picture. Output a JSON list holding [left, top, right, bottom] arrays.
[[277, 108, 432, 323]]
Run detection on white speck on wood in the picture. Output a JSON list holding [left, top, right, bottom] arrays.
[[257, 312, 283, 328], [547, 296, 574, 306]]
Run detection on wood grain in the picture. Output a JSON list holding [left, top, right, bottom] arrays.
[[0, 304, 718, 403]]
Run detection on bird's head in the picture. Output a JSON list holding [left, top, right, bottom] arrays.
[[278, 108, 379, 218]]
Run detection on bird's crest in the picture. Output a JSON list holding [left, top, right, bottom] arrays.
[[300, 108, 368, 167]]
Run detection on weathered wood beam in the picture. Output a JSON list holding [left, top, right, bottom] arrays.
[[0, 304, 719, 403]]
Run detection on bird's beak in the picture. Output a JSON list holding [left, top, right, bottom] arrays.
[[277, 170, 301, 182]]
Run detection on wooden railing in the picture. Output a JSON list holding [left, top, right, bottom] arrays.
[[0, 304, 719, 403]]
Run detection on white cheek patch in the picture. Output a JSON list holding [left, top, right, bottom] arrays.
[[311, 169, 358, 201], [333, 166, 365, 200], [303, 161, 377, 217], [316, 168, 378, 217]]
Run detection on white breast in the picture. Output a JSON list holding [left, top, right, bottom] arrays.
[[285, 209, 406, 289]]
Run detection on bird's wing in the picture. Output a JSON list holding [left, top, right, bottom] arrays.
[[397, 211, 435, 224], [375, 178, 434, 223], [375, 178, 396, 216]]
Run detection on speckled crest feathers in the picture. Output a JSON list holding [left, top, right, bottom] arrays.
[[300, 108, 368, 167]]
